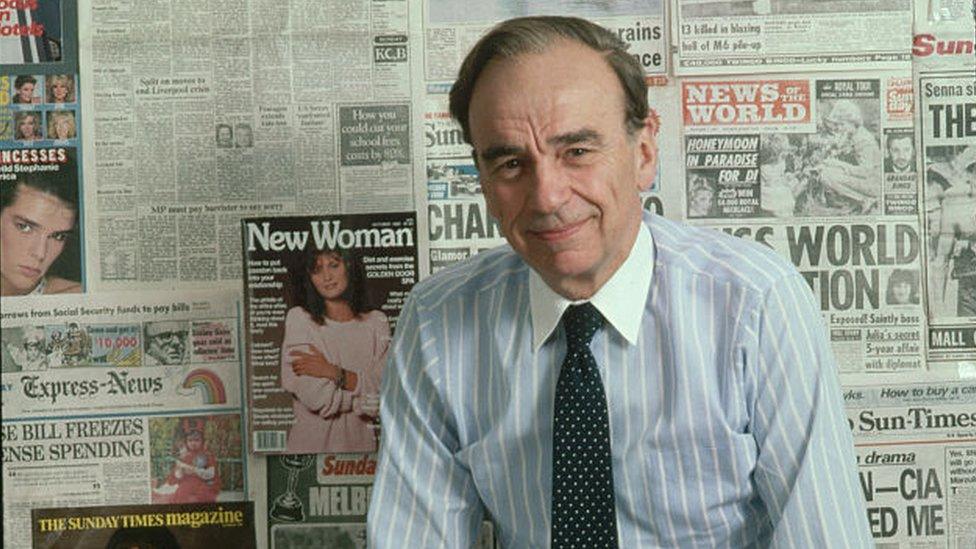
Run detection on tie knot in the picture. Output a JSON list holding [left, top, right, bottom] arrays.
[[563, 302, 602, 349]]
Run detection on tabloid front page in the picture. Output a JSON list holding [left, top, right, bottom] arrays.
[[673, 0, 912, 74], [846, 380, 976, 546], [913, 25, 976, 362], [1, 290, 247, 549], [680, 72, 927, 374], [78, 0, 423, 289], [1, 1, 85, 297]]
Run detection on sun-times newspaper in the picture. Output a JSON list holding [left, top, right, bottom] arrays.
[[845, 381, 976, 547], [78, 0, 423, 289], [423, 89, 506, 274], [1, 290, 247, 549], [673, 0, 912, 74], [242, 213, 417, 455], [913, 18, 976, 362], [680, 72, 926, 373]]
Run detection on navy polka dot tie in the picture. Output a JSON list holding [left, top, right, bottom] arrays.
[[552, 303, 618, 548]]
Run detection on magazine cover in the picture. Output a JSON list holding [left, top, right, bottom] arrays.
[[32, 501, 255, 549], [242, 213, 417, 454], [2, 0, 83, 297]]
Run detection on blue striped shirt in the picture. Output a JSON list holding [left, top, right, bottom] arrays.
[[368, 212, 873, 548]]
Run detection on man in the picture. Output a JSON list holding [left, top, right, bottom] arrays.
[[884, 132, 916, 173], [0, 171, 81, 296], [235, 123, 254, 148], [144, 321, 189, 366], [368, 17, 871, 547], [215, 124, 233, 148]]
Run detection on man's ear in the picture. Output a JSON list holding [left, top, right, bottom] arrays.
[[634, 115, 658, 192]]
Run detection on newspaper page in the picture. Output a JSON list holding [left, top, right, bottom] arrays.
[[680, 72, 926, 374], [643, 76, 693, 222], [1, 290, 247, 549], [913, 20, 976, 363], [845, 380, 976, 547], [1, 0, 84, 297], [244, 453, 496, 548], [672, 0, 912, 75], [32, 501, 255, 549], [423, 89, 505, 273], [78, 0, 423, 289], [242, 213, 417, 454], [423, 0, 667, 83]]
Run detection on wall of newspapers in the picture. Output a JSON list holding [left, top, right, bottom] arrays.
[[1, 0, 973, 548]]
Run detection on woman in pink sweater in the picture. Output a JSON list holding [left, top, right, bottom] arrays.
[[280, 248, 390, 453]]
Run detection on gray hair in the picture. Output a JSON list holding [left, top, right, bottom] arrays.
[[449, 16, 647, 145]]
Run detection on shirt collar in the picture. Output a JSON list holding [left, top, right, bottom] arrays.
[[529, 221, 654, 350]]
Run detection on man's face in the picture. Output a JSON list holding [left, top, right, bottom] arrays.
[[468, 40, 656, 299], [17, 82, 34, 102], [888, 136, 914, 170], [236, 127, 252, 146], [146, 322, 187, 364], [0, 185, 76, 295], [217, 126, 232, 145]]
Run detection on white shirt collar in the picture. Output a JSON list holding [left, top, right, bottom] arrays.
[[529, 221, 654, 350]]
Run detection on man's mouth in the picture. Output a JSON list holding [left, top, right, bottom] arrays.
[[18, 265, 42, 279], [527, 218, 589, 242]]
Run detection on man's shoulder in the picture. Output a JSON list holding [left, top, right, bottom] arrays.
[[410, 245, 528, 310], [647, 214, 798, 294]]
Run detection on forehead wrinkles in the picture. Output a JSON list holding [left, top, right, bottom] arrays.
[[469, 42, 627, 152]]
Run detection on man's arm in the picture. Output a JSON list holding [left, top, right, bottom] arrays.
[[745, 273, 874, 548], [367, 294, 484, 547]]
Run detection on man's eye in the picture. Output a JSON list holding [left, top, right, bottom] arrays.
[[15, 222, 32, 234], [52, 233, 69, 242], [567, 147, 589, 157], [502, 159, 521, 170]]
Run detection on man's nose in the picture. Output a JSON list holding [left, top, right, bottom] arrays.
[[527, 158, 570, 213], [29, 235, 49, 262]]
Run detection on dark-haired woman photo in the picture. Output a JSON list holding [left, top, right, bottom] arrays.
[[280, 248, 389, 453]]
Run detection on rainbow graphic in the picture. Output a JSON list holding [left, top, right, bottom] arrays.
[[181, 369, 227, 404]]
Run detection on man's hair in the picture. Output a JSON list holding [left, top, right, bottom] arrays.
[[0, 167, 79, 215], [449, 16, 647, 145], [886, 132, 913, 150]]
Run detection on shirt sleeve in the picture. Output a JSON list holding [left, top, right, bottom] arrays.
[[745, 273, 874, 548], [367, 294, 484, 548], [280, 307, 349, 415]]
